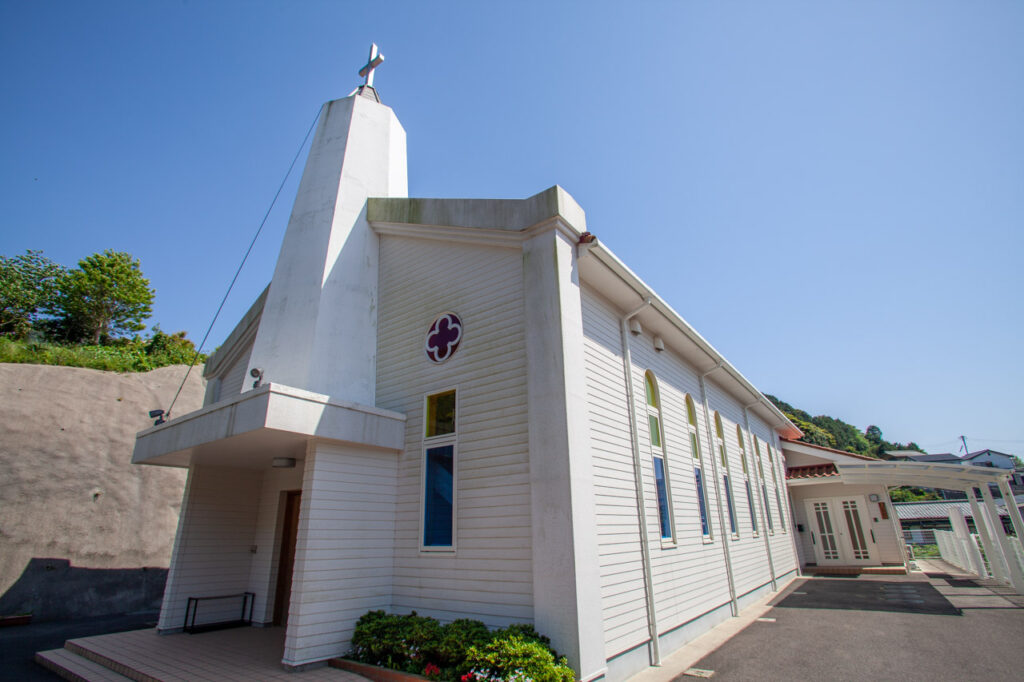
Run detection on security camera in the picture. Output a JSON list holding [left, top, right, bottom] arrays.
[[250, 367, 264, 389]]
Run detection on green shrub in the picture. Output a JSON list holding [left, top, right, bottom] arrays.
[[348, 610, 442, 674], [347, 611, 575, 682], [435, 618, 493, 679], [464, 634, 575, 682]]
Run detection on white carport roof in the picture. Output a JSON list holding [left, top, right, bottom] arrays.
[[835, 460, 1011, 490]]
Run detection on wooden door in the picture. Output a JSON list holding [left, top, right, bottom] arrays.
[[273, 490, 301, 626]]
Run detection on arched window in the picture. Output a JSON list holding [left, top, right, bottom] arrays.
[[737, 425, 758, 535], [754, 438, 774, 533], [645, 372, 673, 541], [686, 395, 711, 539], [715, 413, 738, 537], [767, 443, 786, 533]]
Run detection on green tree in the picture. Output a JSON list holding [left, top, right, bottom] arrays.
[[0, 250, 64, 338], [51, 250, 154, 344]]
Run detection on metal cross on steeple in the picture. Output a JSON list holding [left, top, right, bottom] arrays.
[[358, 43, 385, 87]]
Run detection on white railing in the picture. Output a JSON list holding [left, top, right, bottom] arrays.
[[935, 529, 988, 578]]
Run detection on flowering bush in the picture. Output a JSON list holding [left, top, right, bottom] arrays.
[[463, 635, 574, 682], [347, 611, 574, 681]]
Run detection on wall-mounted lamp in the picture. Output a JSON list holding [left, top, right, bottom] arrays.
[[250, 367, 264, 389], [653, 336, 665, 352], [868, 493, 880, 502], [629, 319, 642, 336], [148, 409, 166, 426], [272, 457, 296, 469]]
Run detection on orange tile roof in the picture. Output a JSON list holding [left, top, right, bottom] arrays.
[[786, 463, 839, 480]]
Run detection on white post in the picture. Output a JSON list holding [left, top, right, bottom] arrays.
[[980, 484, 1024, 593], [967, 487, 1007, 583], [998, 478, 1024, 542], [949, 506, 985, 577]]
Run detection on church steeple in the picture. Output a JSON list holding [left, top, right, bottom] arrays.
[[245, 45, 407, 404]]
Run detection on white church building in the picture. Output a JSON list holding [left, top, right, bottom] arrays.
[[133, 62, 808, 681]]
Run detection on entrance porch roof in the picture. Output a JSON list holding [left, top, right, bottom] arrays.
[[132, 383, 406, 469], [834, 460, 1010, 490]]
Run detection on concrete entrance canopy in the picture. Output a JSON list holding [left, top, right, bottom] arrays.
[[132, 382, 406, 468]]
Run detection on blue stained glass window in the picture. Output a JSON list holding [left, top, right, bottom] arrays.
[[653, 456, 671, 539], [746, 480, 758, 533], [724, 474, 737, 535], [424, 445, 454, 546], [695, 467, 709, 536]]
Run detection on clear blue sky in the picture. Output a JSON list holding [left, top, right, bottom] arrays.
[[2, 1, 1022, 456]]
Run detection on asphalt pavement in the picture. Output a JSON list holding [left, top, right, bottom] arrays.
[[682, 573, 1024, 681]]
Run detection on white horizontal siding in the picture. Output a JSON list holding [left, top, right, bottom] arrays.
[[283, 443, 397, 666], [217, 339, 253, 399], [582, 287, 787, 662], [376, 235, 532, 628], [247, 466, 304, 624], [157, 465, 262, 631]]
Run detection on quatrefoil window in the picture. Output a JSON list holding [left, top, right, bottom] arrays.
[[425, 313, 463, 363]]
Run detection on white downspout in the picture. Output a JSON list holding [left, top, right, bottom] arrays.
[[619, 298, 661, 666], [699, 363, 738, 617], [743, 405, 776, 591]]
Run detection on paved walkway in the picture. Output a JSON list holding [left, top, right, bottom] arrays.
[[35, 626, 368, 681], [667, 561, 1024, 681]]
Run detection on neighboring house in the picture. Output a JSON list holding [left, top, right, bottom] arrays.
[[893, 496, 1024, 535], [882, 449, 1024, 494], [781, 440, 905, 570], [131, 83, 802, 680]]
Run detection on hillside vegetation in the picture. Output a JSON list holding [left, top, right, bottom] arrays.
[[1, 249, 205, 372], [766, 394, 925, 459]]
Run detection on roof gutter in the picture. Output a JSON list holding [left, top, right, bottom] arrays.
[[590, 243, 801, 439]]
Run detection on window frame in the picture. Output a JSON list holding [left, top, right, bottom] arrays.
[[644, 372, 675, 546], [715, 413, 739, 539], [737, 425, 758, 537], [420, 387, 459, 553], [686, 395, 713, 542]]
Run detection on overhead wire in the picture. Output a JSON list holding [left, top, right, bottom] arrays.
[[164, 105, 323, 420]]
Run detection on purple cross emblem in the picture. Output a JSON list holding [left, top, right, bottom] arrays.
[[425, 313, 463, 363]]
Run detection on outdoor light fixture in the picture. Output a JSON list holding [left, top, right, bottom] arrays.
[[250, 367, 264, 389], [148, 409, 166, 426], [869, 493, 880, 502], [629, 319, 642, 336], [272, 457, 296, 469], [653, 336, 665, 352]]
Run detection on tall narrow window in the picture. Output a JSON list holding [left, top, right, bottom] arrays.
[[686, 395, 711, 539], [767, 444, 786, 533], [716, 414, 738, 537], [738, 425, 757, 535], [645, 373, 673, 541], [754, 438, 774, 533], [423, 389, 457, 549]]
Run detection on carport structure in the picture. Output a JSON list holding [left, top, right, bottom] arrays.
[[834, 460, 1024, 593]]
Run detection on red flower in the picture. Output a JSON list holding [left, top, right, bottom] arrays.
[[425, 663, 441, 676]]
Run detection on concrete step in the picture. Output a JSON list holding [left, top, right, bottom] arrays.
[[35, 647, 134, 682]]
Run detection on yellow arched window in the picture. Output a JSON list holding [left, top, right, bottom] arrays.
[[715, 413, 738, 536], [644, 372, 672, 540], [686, 395, 711, 538]]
